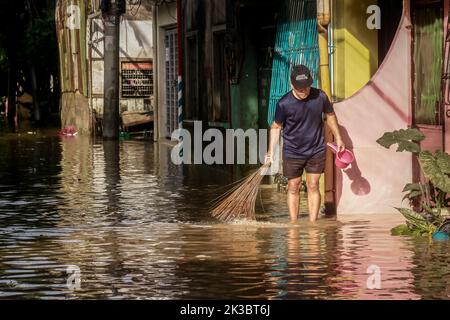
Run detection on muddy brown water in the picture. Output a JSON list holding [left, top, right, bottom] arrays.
[[0, 130, 449, 299]]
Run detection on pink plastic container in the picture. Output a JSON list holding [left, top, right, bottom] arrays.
[[327, 143, 355, 169]]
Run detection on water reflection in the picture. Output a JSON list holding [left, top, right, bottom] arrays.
[[0, 131, 449, 299]]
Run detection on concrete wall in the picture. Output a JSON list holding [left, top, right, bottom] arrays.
[[334, 0, 413, 214], [120, 20, 153, 59], [90, 19, 153, 60], [56, 0, 90, 133], [60, 92, 91, 134], [154, 2, 177, 141], [57, 0, 155, 133], [89, 16, 154, 116]]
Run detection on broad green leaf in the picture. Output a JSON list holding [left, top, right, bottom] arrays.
[[435, 150, 450, 174], [376, 129, 425, 153], [406, 190, 423, 200], [402, 190, 422, 203], [402, 183, 422, 192], [419, 151, 450, 194], [395, 207, 430, 230], [391, 224, 413, 236]]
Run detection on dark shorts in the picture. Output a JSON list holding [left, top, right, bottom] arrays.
[[283, 154, 326, 179]]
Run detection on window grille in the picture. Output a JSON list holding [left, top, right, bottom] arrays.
[[121, 62, 153, 98]]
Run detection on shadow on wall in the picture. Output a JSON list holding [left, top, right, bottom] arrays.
[[335, 125, 371, 207]]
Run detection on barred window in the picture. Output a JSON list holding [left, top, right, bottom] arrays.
[[121, 62, 153, 98]]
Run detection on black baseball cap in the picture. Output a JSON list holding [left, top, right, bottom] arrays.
[[291, 64, 313, 90]]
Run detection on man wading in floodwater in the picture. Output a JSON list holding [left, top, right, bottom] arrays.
[[265, 65, 344, 223]]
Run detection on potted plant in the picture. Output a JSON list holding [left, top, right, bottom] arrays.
[[377, 128, 450, 236]]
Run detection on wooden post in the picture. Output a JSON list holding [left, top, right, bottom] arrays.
[[103, 0, 121, 139], [317, 0, 335, 215]]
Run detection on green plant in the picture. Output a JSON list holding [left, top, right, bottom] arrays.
[[394, 208, 437, 236], [402, 182, 425, 204], [377, 128, 450, 236], [377, 128, 425, 153]]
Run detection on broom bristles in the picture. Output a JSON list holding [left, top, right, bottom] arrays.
[[211, 164, 270, 222]]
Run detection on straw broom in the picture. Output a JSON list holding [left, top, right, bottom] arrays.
[[211, 164, 271, 222]]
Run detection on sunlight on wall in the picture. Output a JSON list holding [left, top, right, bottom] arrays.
[[343, 30, 372, 98], [332, 0, 379, 101]]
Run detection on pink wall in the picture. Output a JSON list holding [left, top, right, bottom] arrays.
[[334, 0, 413, 214]]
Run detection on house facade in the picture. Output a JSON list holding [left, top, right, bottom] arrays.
[[175, 0, 450, 214], [56, 0, 155, 134], [334, 0, 450, 214], [56, 0, 450, 215]]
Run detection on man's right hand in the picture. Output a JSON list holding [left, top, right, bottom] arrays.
[[267, 122, 282, 166]]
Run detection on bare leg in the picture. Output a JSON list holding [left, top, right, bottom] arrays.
[[287, 177, 302, 222], [306, 173, 321, 223]]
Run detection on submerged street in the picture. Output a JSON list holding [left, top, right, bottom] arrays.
[[0, 130, 448, 300]]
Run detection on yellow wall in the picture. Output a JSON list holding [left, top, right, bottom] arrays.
[[332, 0, 379, 100]]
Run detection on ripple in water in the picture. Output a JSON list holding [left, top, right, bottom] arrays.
[[0, 132, 449, 299]]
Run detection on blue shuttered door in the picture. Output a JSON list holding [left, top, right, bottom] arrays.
[[267, 0, 319, 126]]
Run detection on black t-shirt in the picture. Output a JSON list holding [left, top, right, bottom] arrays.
[[274, 88, 334, 160]]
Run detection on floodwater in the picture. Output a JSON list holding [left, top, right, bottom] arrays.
[[0, 130, 449, 300]]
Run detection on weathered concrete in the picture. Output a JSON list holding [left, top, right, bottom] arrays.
[[60, 92, 91, 135], [56, 0, 90, 134]]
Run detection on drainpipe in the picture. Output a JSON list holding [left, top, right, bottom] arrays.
[[317, 0, 335, 215], [317, 0, 331, 98]]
